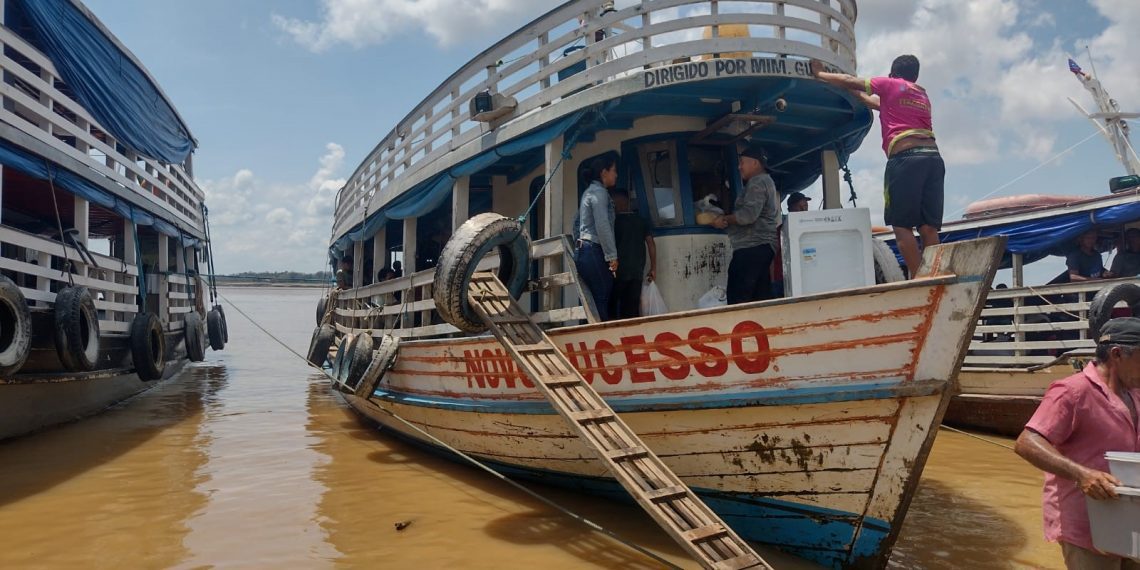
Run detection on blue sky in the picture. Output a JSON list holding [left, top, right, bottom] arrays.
[[82, 0, 1140, 281]]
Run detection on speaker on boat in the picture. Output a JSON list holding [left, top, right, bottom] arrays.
[[130, 312, 166, 382], [53, 286, 101, 372], [0, 276, 32, 377], [433, 213, 531, 333]]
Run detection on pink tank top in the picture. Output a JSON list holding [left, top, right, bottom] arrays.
[[868, 76, 935, 156]]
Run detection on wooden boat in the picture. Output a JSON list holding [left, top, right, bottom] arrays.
[[878, 57, 1140, 437], [314, 1, 1003, 567], [0, 0, 226, 440]]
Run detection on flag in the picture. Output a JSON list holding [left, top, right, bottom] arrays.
[[1069, 58, 1084, 75]]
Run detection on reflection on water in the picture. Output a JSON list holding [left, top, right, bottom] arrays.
[[0, 287, 1064, 569]]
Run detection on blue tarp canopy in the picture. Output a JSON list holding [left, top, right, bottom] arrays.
[[0, 138, 198, 246], [890, 198, 1140, 269], [331, 109, 588, 256], [9, 0, 196, 164]]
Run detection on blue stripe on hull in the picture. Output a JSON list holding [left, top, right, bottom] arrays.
[[367, 410, 890, 569]]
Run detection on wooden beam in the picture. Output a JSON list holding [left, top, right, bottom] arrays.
[[452, 176, 470, 230]]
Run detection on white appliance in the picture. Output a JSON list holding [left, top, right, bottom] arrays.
[[782, 208, 874, 297]]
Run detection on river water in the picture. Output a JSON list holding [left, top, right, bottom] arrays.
[[0, 286, 1064, 569]]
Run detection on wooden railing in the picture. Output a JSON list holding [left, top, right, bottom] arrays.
[[964, 278, 1139, 368], [332, 0, 857, 239], [332, 235, 597, 338], [0, 25, 204, 228]]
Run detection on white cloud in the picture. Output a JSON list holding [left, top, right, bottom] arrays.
[[273, 0, 562, 51], [200, 145, 346, 273]]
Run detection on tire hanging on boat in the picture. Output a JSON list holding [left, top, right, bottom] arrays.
[[53, 286, 101, 372], [354, 334, 399, 399], [219, 305, 229, 343], [433, 213, 532, 333], [340, 332, 374, 390], [872, 239, 906, 284], [184, 312, 206, 362], [315, 295, 328, 326], [0, 275, 32, 377], [130, 312, 166, 382], [306, 324, 336, 366], [1088, 282, 1140, 339], [207, 306, 225, 351], [331, 333, 353, 383]]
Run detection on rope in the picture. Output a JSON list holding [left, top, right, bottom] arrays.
[[938, 425, 1016, 451], [129, 209, 146, 310], [216, 291, 680, 569], [201, 203, 219, 305], [1024, 284, 1085, 321], [518, 109, 600, 225], [44, 164, 76, 287]]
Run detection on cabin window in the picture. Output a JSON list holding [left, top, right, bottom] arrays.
[[636, 141, 683, 226], [687, 145, 734, 218]]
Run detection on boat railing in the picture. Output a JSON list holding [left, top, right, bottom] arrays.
[[965, 277, 1139, 368], [332, 0, 857, 239], [331, 235, 594, 338], [0, 25, 205, 229]]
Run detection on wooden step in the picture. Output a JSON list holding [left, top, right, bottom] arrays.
[[644, 485, 689, 502], [713, 553, 766, 570], [515, 342, 551, 354], [605, 446, 650, 462], [568, 408, 615, 423], [681, 523, 731, 543], [540, 375, 581, 388], [490, 315, 531, 325]]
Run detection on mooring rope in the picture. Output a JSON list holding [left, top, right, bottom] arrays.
[[938, 424, 1016, 451], [216, 291, 681, 570]]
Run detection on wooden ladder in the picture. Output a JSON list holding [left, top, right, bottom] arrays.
[[466, 272, 770, 570]]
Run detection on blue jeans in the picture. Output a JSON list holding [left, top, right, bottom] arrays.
[[574, 241, 613, 321], [727, 244, 775, 304]]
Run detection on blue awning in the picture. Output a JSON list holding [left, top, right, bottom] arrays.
[[0, 138, 193, 241], [331, 108, 589, 256], [9, 0, 196, 164]]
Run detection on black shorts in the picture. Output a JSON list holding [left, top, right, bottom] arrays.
[[883, 147, 945, 230]]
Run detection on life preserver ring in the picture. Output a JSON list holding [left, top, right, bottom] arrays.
[[0, 275, 32, 376], [130, 312, 166, 381], [207, 306, 225, 351], [340, 332, 375, 391], [53, 286, 101, 371], [1089, 283, 1140, 339], [354, 334, 399, 399], [306, 323, 336, 366], [872, 239, 906, 283], [433, 212, 531, 333], [184, 312, 206, 362]]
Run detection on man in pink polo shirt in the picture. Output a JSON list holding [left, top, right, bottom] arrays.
[[810, 55, 944, 279], [1015, 317, 1140, 569]]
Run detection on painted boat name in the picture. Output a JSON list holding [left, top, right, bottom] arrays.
[[643, 57, 817, 88]]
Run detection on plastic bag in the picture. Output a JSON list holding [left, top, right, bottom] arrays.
[[640, 280, 668, 316], [697, 286, 727, 309], [694, 193, 725, 215]]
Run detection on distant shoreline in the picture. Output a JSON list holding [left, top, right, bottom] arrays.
[[217, 281, 327, 288]]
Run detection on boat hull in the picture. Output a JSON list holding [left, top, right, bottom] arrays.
[[943, 365, 1066, 437], [0, 359, 188, 441]]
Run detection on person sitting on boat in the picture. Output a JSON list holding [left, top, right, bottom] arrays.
[[1107, 228, 1140, 278], [608, 187, 656, 319], [1014, 317, 1140, 569], [573, 153, 620, 321], [1067, 230, 1106, 282], [810, 55, 944, 280], [335, 257, 352, 289], [713, 147, 779, 304]]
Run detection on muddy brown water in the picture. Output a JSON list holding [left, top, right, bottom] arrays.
[[0, 287, 1064, 568]]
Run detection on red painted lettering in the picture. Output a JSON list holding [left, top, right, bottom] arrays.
[[688, 327, 727, 377], [654, 331, 690, 380], [730, 321, 771, 374], [565, 342, 594, 384], [620, 335, 656, 383], [481, 349, 500, 388], [464, 349, 487, 388], [595, 339, 623, 384]]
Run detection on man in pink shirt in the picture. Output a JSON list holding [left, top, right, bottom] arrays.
[[1015, 317, 1140, 569], [810, 55, 944, 279]]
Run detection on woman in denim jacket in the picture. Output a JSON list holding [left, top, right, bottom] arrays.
[[574, 154, 619, 321]]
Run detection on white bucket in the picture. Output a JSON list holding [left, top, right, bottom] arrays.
[[1086, 486, 1140, 560], [1107, 452, 1140, 488]]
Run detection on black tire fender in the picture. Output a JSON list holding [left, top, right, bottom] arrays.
[[341, 333, 375, 390], [433, 213, 531, 333], [332, 333, 353, 383], [1089, 282, 1140, 339], [207, 306, 225, 351], [184, 312, 206, 362], [53, 286, 101, 372], [316, 295, 328, 326], [130, 312, 166, 382], [354, 334, 399, 398], [306, 324, 336, 366], [0, 275, 32, 376], [872, 239, 906, 284]]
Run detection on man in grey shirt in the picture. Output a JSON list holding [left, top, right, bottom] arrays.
[[713, 146, 780, 304]]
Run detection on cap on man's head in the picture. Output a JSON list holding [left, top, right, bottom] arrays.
[[787, 192, 811, 207], [739, 146, 768, 165], [1097, 317, 1140, 345]]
